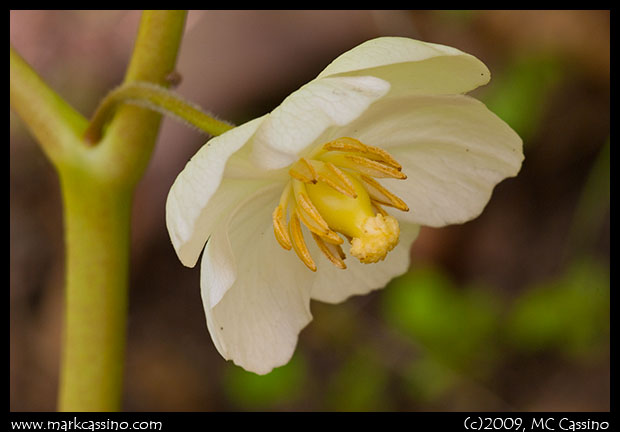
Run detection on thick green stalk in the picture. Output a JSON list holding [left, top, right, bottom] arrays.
[[57, 171, 133, 411], [55, 10, 187, 411], [11, 10, 189, 411]]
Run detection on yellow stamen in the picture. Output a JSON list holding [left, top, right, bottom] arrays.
[[272, 137, 409, 271], [323, 137, 402, 170], [293, 180, 343, 244], [312, 233, 346, 269], [360, 174, 409, 212], [372, 201, 389, 217], [272, 205, 292, 250], [322, 136, 367, 154], [343, 154, 407, 179], [318, 152, 406, 179], [289, 211, 317, 272], [289, 157, 317, 184], [307, 160, 357, 198], [272, 182, 293, 250]]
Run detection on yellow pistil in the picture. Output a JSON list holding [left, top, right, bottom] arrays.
[[271, 137, 409, 270]]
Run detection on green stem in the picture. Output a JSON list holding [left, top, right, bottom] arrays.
[[9, 45, 87, 166], [99, 10, 188, 188], [57, 173, 132, 411], [55, 10, 188, 411], [11, 10, 196, 411], [84, 82, 233, 144]]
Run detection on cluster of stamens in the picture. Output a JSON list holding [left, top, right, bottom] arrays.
[[272, 137, 409, 271]]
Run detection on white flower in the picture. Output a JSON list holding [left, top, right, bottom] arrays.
[[166, 37, 523, 374]]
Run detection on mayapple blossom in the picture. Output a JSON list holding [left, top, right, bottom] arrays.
[[166, 37, 523, 374]]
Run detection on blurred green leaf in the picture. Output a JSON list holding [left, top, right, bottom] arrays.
[[382, 265, 500, 371], [325, 348, 390, 411], [505, 257, 609, 357], [222, 353, 307, 410], [482, 54, 564, 143], [405, 356, 458, 403], [565, 138, 610, 259]]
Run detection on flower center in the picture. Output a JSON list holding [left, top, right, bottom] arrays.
[[272, 137, 409, 271]]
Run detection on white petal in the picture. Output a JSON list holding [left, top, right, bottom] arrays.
[[333, 94, 523, 227], [310, 222, 420, 304], [166, 116, 270, 268], [251, 75, 390, 170], [317, 36, 490, 96], [201, 185, 315, 375]]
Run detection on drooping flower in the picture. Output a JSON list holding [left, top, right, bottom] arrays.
[[166, 37, 523, 374]]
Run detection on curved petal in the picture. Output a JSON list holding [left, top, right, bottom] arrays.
[[201, 184, 315, 375], [317, 36, 490, 96], [331, 94, 523, 227], [166, 116, 270, 268], [310, 222, 419, 304], [251, 75, 390, 170]]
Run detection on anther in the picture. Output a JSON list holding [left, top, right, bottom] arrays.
[[341, 154, 407, 179], [317, 151, 406, 180], [372, 201, 388, 217], [289, 158, 318, 184], [293, 180, 343, 244], [359, 174, 409, 212], [322, 137, 402, 170], [272, 204, 292, 250], [289, 211, 317, 272], [272, 183, 293, 250], [312, 233, 346, 269], [309, 160, 357, 198]]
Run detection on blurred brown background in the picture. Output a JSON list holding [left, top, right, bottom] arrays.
[[10, 10, 610, 411]]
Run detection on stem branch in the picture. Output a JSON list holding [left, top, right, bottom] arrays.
[[84, 82, 233, 144], [9, 45, 87, 166]]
